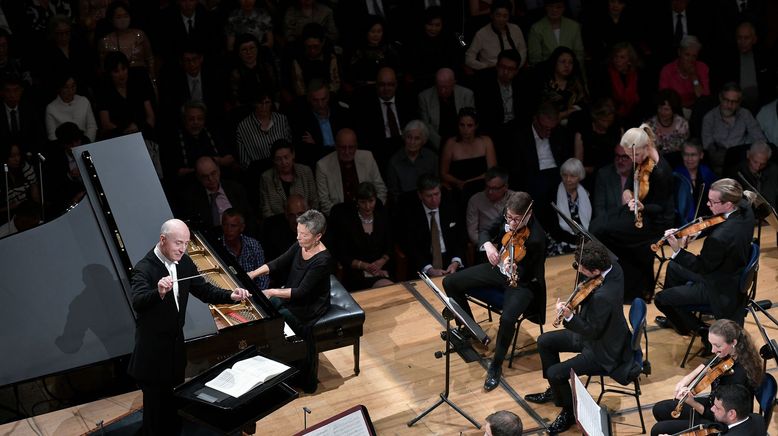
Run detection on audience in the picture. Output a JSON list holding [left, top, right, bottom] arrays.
[[658, 35, 709, 113], [260, 139, 318, 218], [221, 208, 268, 290], [418, 68, 475, 150], [465, 1, 527, 72], [465, 166, 514, 248], [386, 120, 438, 202], [674, 141, 717, 222], [45, 74, 97, 142], [290, 23, 340, 97], [527, 0, 585, 67], [645, 89, 689, 161], [235, 89, 293, 171]]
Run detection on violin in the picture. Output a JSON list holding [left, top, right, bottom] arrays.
[[651, 214, 727, 252], [669, 423, 725, 436], [553, 274, 604, 327], [632, 157, 656, 229], [498, 201, 533, 287], [670, 355, 735, 418]]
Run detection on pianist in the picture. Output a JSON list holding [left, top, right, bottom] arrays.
[[128, 218, 251, 435]]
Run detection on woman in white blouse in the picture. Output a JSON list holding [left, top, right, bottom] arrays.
[[45, 75, 97, 142]]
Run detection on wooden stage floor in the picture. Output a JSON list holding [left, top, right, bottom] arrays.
[[3, 232, 778, 435]]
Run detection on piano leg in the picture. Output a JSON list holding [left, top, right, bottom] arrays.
[[354, 339, 360, 376]]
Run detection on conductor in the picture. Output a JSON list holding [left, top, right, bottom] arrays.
[[128, 219, 252, 435]]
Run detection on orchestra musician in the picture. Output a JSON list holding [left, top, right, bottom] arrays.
[[654, 179, 755, 340], [525, 241, 639, 434], [442, 192, 546, 392], [128, 219, 252, 435], [650, 319, 764, 436], [590, 124, 675, 301]]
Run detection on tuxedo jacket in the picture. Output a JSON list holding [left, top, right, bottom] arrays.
[[418, 84, 474, 149], [351, 87, 415, 148], [396, 191, 466, 272], [127, 249, 233, 384]]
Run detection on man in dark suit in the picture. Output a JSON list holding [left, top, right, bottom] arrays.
[[128, 219, 251, 435], [179, 156, 253, 234], [525, 241, 636, 434], [0, 77, 44, 153], [351, 67, 414, 168], [290, 80, 352, 168], [710, 385, 767, 436], [443, 191, 546, 392], [649, 0, 712, 68], [654, 178, 755, 338], [590, 145, 632, 226], [397, 174, 465, 277], [151, 0, 218, 59]]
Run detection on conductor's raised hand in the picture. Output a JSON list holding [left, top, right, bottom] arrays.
[[158, 276, 173, 299], [230, 288, 252, 302]]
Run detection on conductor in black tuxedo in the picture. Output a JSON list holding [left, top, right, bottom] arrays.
[[654, 178, 755, 337], [128, 219, 251, 435], [443, 191, 546, 391], [525, 241, 637, 434], [396, 174, 465, 277]]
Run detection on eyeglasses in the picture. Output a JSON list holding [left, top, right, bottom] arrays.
[[504, 214, 522, 224]]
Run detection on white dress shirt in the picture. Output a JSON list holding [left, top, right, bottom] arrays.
[[154, 244, 180, 311]]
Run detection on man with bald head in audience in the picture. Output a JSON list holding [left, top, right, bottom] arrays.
[[418, 68, 475, 149]]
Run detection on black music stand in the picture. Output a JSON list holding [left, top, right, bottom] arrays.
[[737, 172, 778, 246], [174, 346, 299, 435], [551, 202, 618, 261], [571, 369, 612, 436], [747, 300, 778, 369], [407, 272, 489, 429]]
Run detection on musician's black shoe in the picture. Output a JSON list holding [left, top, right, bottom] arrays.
[[525, 387, 555, 404], [548, 409, 576, 434], [483, 363, 502, 391]]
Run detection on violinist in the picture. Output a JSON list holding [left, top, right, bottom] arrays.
[[443, 192, 546, 392], [707, 385, 766, 436], [525, 241, 639, 434], [651, 319, 763, 436], [654, 178, 755, 340], [590, 124, 675, 301]]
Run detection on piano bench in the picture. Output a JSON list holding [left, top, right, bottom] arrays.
[[312, 275, 366, 375]]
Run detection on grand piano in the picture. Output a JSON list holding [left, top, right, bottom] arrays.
[[0, 134, 305, 412]]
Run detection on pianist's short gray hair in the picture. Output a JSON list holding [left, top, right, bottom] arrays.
[[297, 210, 326, 236]]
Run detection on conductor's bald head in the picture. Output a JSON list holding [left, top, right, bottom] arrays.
[[159, 219, 190, 261]]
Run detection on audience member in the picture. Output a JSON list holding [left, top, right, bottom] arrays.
[[645, 89, 689, 161], [284, 0, 338, 45], [346, 15, 400, 89], [261, 194, 310, 262], [570, 97, 622, 181], [726, 141, 778, 210], [224, 0, 274, 51], [527, 0, 585, 67], [45, 74, 97, 142], [235, 90, 293, 172], [418, 68, 475, 149], [290, 23, 340, 97], [260, 140, 319, 218], [290, 79, 352, 167], [756, 97, 778, 146], [0, 143, 40, 226], [590, 42, 646, 126], [547, 158, 590, 255], [39, 15, 96, 96], [228, 34, 279, 111], [180, 156, 253, 232], [386, 120, 438, 202], [401, 6, 462, 92], [531, 46, 588, 122], [582, 0, 642, 67], [658, 35, 709, 112], [465, 1, 526, 72], [96, 52, 155, 139], [315, 128, 386, 215], [591, 144, 632, 220], [221, 208, 269, 290], [674, 141, 717, 222], [650, 0, 710, 67], [1, 77, 44, 152], [153, 0, 219, 59], [98, 2, 155, 84], [0, 30, 32, 86], [466, 166, 514, 247], [46, 122, 87, 214]]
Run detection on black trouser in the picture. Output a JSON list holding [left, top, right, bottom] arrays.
[[442, 262, 533, 365], [654, 261, 709, 335], [272, 298, 319, 392], [137, 380, 181, 435], [537, 330, 605, 411], [651, 397, 712, 436]]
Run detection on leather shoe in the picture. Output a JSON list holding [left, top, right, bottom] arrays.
[[525, 387, 555, 404], [548, 409, 576, 434], [483, 363, 502, 391]]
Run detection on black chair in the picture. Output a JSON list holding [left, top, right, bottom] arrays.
[[585, 298, 648, 434], [312, 275, 366, 375], [466, 281, 545, 368], [680, 242, 760, 368]]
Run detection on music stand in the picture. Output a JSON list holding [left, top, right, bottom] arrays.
[[747, 300, 778, 369], [737, 171, 778, 246], [571, 369, 611, 436], [551, 202, 618, 261], [407, 272, 489, 429]]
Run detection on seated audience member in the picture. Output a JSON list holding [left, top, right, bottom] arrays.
[[527, 0, 585, 67], [46, 122, 87, 214], [530, 46, 588, 123], [228, 34, 279, 112], [96, 52, 155, 139], [590, 42, 646, 126], [440, 107, 497, 208], [645, 89, 689, 164], [674, 141, 717, 222], [98, 2, 155, 85], [396, 174, 465, 277], [476, 49, 527, 164], [346, 16, 400, 90], [40, 16, 96, 99], [726, 141, 778, 210], [283, 0, 338, 45], [260, 140, 319, 218], [0, 30, 32, 86], [466, 166, 514, 248], [708, 385, 767, 435], [484, 410, 523, 436], [418, 68, 475, 149], [152, 0, 220, 59], [465, 1, 527, 72], [235, 90, 293, 172], [702, 82, 765, 174], [290, 23, 340, 97], [547, 158, 590, 255], [756, 98, 778, 146], [582, 0, 643, 68], [1, 143, 40, 226], [45, 74, 97, 142], [1, 77, 44, 152], [290, 79, 352, 167], [591, 144, 632, 222], [224, 0, 274, 51], [570, 98, 622, 181], [221, 208, 269, 290], [328, 182, 393, 291], [402, 6, 462, 92], [315, 128, 387, 215], [658, 35, 710, 113], [386, 120, 438, 202], [261, 194, 310, 263], [180, 156, 253, 233]]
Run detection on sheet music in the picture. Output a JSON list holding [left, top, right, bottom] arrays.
[[573, 374, 604, 436], [303, 409, 371, 436], [283, 322, 296, 338]]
